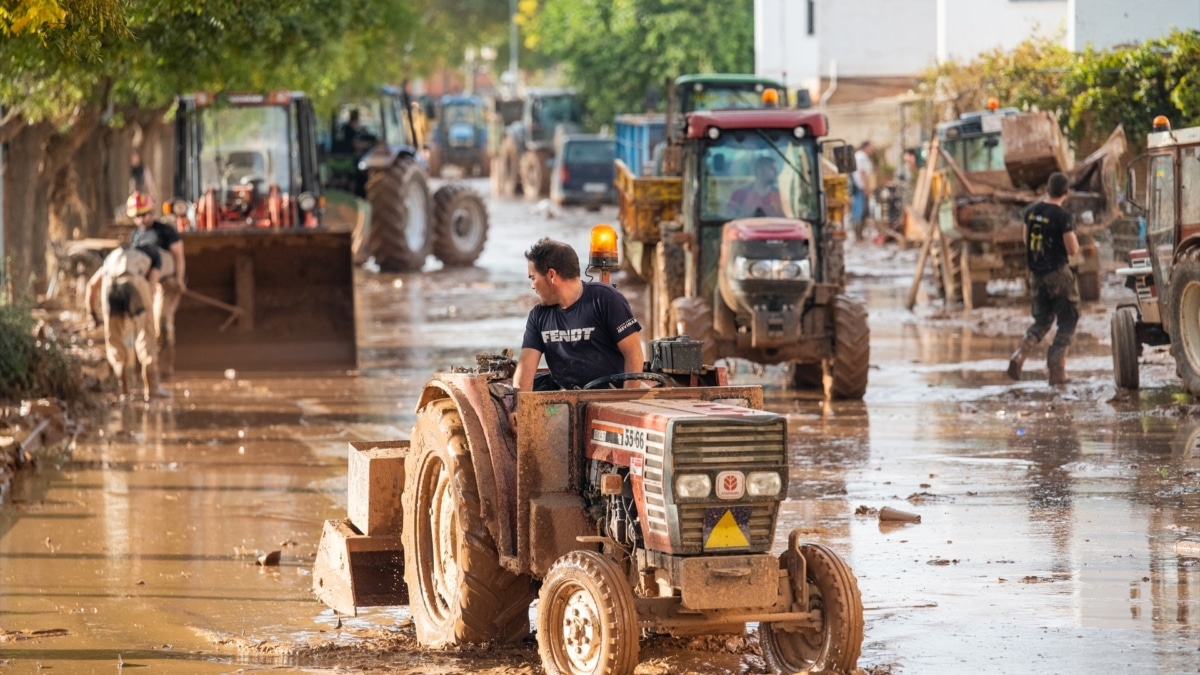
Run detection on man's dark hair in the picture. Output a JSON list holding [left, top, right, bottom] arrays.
[[525, 238, 580, 279], [1047, 172, 1069, 199]]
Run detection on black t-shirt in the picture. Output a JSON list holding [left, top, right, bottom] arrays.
[[521, 282, 642, 389], [130, 220, 181, 252], [1023, 201, 1074, 276]]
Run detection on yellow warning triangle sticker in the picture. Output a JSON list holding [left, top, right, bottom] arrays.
[[705, 509, 750, 549]]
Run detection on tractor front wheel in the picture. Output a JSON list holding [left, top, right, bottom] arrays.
[[432, 184, 489, 267], [500, 136, 521, 198], [402, 399, 534, 646], [536, 550, 639, 675], [1111, 306, 1140, 390], [365, 156, 432, 272], [831, 295, 870, 400], [520, 150, 550, 201], [760, 542, 864, 675]]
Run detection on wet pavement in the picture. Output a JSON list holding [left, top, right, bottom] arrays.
[[3, 178, 1200, 674]]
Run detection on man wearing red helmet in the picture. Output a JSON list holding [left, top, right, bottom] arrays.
[[126, 191, 186, 378]]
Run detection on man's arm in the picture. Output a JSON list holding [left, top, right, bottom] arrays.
[[1064, 231, 1080, 259], [616, 333, 645, 389], [513, 347, 542, 391]]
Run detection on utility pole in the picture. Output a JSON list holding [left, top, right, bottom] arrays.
[[0, 104, 6, 302], [508, 0, 519, 96]]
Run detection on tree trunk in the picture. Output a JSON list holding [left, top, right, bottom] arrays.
[[3, 122, 53, 300]]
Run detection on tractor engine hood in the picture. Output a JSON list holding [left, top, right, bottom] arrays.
[[717, 218, 814, 319], [584, 398, 787, 555]]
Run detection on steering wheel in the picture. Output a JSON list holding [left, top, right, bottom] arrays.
[[582, 372, 673, 390]]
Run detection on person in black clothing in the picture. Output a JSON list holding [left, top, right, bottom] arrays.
[[336, 109, 376, 155], [513, 238, 644, 391], [1007, 172, 1079, 385], [127, 191, 186, 378]]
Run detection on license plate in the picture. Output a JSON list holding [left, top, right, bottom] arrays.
[[583, 182, 607, 193]]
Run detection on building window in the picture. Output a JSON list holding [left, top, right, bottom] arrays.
[[806, 0, 815, 35]]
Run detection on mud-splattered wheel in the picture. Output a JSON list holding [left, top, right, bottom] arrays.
[[1169, 254, 1200, 396], [428, 145, 443, 178], [760, 541, 864, 675], [500, 136, 521, 197], [365, 156, 432, 272], [537, 550, 639, 675], [402, 399, 534, 646], [432, 184, 489, 267], [1111, 305, 1140, 390], [1077, 270, 1100, 302], [520, 150, 549, 201], [830, 295, 869, 400]]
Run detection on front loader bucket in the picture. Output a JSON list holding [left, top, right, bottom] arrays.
[[313, 519, 407, 616], [175, 230, 357, 372]]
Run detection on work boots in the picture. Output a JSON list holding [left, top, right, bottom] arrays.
[[1047, 346, 1069, 386], [159, 345, 175, 381], [1006, 334, 1038, 380], [143, 365, 174, 402]]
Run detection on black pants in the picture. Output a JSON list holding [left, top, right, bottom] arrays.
[[1025, 266, 1080, 355]]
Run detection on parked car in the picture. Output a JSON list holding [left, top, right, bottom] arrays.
[[550, 133, 616, 209]]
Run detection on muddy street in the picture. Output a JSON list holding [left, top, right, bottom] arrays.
[[3, 179, 1200, 674]]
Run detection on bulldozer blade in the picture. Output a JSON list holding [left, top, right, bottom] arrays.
[[175, 229, 357, 372], [312, 519, 407, 616]]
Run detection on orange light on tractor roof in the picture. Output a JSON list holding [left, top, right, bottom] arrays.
[[987, 97, 1000, 111], [762, 89, 780, 106], [1153, 115, 1171, 131]]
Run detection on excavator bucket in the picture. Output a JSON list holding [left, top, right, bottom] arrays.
[[174, 229, 357, 372]]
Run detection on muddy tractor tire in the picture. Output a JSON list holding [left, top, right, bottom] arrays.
[[500, 136, 521, 198], [1169, 254, 1200, 396], [669, 296, 717, 365], [652, 237, 686, 340], [428, 146, 443, 178], [830, 295, 870, 400], [1077, 270, 1101, 303], [520, 149, 550, 201], [537, 550, 639, 675], [760, 542, 864, 675], [432, 184, 489, 267], [1112, 306, 1140, 390], [402, 399, 535, 646], [365, 156, 433, 272]]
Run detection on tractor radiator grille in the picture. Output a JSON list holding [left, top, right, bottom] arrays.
[[642, 418, 785, 553]]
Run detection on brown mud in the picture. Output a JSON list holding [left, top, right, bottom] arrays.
[[2, 181, 1199, 674]]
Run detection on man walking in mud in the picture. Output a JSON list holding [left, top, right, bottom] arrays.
[[127, 191, 186, 379], [84, 245, 173, 402], [513, 237, 644, 391], [1007, 172, 1079, 385]]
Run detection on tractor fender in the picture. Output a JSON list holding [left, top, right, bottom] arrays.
[[363, 144, 420, 172], [1174, 235, 1200, 267], [416, 375, 520, 571]]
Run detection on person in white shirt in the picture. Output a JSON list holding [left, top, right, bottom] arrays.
[[851, 141, 875, 241]]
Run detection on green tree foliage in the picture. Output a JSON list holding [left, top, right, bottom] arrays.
[[527, 0, 755, 126], [919, 29, 1200, 148]]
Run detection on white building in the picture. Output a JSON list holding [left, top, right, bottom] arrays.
[[756, 0, 1200, 106]]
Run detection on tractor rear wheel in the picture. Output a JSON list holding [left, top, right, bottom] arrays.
[[537, 550, 639, 675], [520, 150, 549, 201], [402, 399, 534, 646], [760, 543, 863, 675], [1077, 270, 1101, 302], [500, 136, 521, 198], [1111, 306, 1140, 390], [830, 295, 870, 400], [366, 156, 432, 272], [428, 146, 443, 178], [1169, 253, 1200, 396], [432, 184, 489, 267]]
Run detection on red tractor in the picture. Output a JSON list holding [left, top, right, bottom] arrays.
[[313, 227, 865, 675]]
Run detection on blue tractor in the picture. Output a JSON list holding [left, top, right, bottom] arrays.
[[427, 95, 489, 178]]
